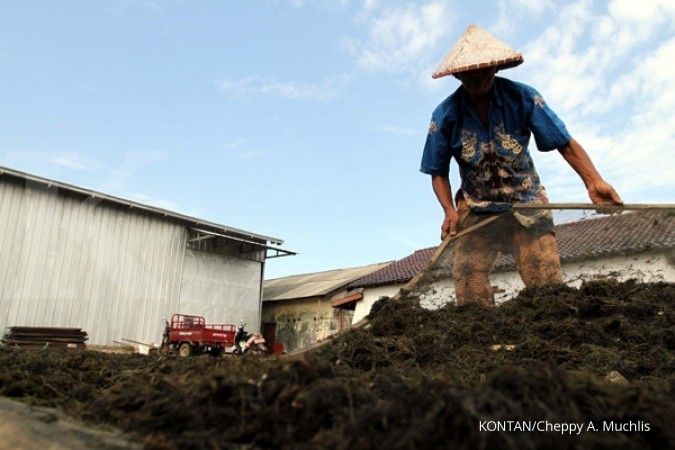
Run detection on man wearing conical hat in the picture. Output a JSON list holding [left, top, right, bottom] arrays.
[[420, 25, 623, 306]]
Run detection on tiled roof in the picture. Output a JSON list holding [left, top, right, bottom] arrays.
[[263, 261, 392, 302], [347, 211, 675, 289]]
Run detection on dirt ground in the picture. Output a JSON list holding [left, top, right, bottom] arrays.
[[0, 279, 673, 449], [0, 396, 140, 450]]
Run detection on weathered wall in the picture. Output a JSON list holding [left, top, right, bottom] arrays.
[[415, 251, 675, 309], [363, 251, 675, 313], [261, 295, 345, 353], [264, 251, 674, 352], [353, 285, 400, 323]]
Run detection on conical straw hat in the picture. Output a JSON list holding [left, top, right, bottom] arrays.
[[432, 25, 523, 79]]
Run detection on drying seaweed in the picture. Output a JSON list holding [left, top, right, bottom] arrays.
[[0, 279, 673, 449]]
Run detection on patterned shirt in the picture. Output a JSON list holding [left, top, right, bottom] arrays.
[[420, 77, 571, 226]]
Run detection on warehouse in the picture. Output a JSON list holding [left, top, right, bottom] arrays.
[[0, 166, 292, 346]]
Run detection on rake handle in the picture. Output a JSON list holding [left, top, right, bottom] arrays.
[[512, 203, 675, 210]]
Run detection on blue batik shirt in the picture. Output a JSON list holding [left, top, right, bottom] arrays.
[[420, 77, 571, 226]]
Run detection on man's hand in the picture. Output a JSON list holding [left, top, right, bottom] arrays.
[[559, 139, 623, 207], [441, 209, 459, 240], [587, 179, 623, 205], [432, 175, 459, 240]]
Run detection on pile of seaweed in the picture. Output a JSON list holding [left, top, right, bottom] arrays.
[[0, 280, 673, 449], [322, 280, 674, 385]]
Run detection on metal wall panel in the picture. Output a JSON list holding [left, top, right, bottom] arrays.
[[0, 180, 187, 345], [179, 248, 262, 331]]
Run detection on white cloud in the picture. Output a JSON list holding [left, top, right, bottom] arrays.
[[492, 0, 552, 39], [237, 150, 265, 160], [519, 0, 675, 203], [224, 138, 247, 150], [346, 0, 456, 74], [5, 151, 101, 173], [607, 0, 675, 25], [218, 75, 344, 102], [97, 151, 167, 193], [125, 192, 180, 211], [523, 0, 675, 119], [374, 124, 418, 136], [509, 0, 550, 15], [359, 0, 381, 19], [222, 138, 265, 160], [105, 0, 163, 14], [381, 224, 434, 251], [120, 191, 201, 217], [3, 151, 101, 179], [50, 152, 95, 171], [284, 0, 351, 8]]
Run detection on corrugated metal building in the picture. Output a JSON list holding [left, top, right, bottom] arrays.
[[0, 166, 292, 345]]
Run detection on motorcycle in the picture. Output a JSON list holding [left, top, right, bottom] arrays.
[[233, 321, 267, 355], [159, 316, 171, 355]]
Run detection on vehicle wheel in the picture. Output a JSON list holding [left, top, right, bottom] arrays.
[[209, 347, 223, 357], [178, 342, 192, 358]]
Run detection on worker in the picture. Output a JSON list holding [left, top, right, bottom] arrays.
[[420, 25, 623, 306]]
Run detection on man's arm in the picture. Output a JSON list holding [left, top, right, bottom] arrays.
[[432, 175, 459, 239], [558, 138, 623, 205]]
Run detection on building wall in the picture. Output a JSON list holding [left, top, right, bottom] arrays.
[[0, 179, 187, 345], [353, 284, 400, 323], [262, 296, 342, 353], [416, 251, 675, 308], [178, 248, 262, 329], [357, 251, 675, 314]]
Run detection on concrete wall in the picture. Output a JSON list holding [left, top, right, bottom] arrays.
[[261, 287, 361, 353], [415, 250, 675, 309], [353, 285, 400, 323], [262, 296, 343, 353]]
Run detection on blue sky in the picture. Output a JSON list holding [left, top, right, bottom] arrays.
[[1, 0, 673, 279]]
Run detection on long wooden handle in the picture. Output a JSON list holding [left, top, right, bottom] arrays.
[[513, 203, 675, 210], [392, 214, 502, 300]]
